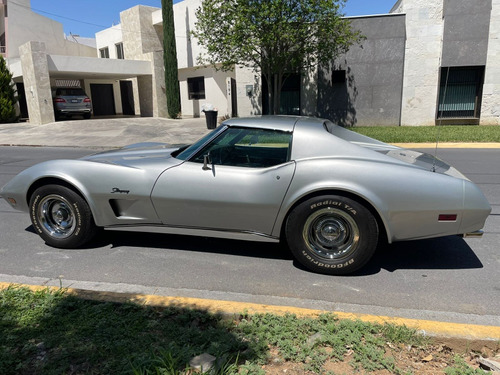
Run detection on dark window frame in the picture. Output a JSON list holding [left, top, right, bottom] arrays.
[[115, 43, 124, 59], [187, 76, 206, 100], [437, 66, 485, 119], [99, 47, 110, 59]]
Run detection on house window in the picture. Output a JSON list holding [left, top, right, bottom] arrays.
[[332, 69, 346, 84], [187, 76, 205, 100], [116, 43, 124, 59], [99, 47, 109, 58], [437, 66, 485, 119]]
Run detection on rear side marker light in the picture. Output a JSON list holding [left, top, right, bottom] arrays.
[[439, 214, 457, 221]]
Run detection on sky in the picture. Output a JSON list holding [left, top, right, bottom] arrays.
[[28, 0, 398, 38]]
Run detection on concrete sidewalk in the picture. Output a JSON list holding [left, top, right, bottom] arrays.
[[0, 117, 211, 148], [2, 117, 500, 149]]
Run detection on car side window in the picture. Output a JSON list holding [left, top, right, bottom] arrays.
[[191, 127, 292, 168]]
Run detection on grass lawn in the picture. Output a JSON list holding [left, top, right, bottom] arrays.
[[352, 125, 500, 143], [1, 286, 496, 374]]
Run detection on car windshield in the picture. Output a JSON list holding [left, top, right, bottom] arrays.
[[174, 125, 226, 160]]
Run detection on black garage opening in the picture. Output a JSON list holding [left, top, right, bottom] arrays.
[[90, 84, 116, 116], [120, 80, 135, 115]]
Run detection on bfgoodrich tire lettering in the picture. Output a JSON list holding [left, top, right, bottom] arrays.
[[29, 184, 98, 248], [286, 195, 378, 275]]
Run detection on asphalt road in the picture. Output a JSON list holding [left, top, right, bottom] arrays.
[[0, 146, 499, 327]]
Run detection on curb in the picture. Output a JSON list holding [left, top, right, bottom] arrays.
[[391, 142, 500, 149], [1, 282, 499, 341]]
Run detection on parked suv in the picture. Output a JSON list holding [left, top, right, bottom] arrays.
[[53, 87, 92, 119]]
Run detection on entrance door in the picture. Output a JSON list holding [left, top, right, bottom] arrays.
[[230, 78, 238, 117], [120, 80, 135, 115], [16, 83, 29, 119], [90, 84, 116, 116]]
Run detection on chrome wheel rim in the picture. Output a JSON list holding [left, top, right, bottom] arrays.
[[38, 195, 76, 239], [303, 208, 359, 260]]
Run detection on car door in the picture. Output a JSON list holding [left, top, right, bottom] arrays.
[[150, 127, 295, 235]]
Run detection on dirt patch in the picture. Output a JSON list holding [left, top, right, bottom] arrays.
[[257, 338, 499, 374]]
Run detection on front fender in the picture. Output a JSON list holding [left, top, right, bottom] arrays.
[[1, 160, 162, 227]]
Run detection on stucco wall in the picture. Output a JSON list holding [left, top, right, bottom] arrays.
[[234, 65, 262, 117], [7, 0, 95, 58], [95, 25, 123, 59], [170, 0, 207, 70], [317, 14, 406, 127], [178, 66, 233, 117]]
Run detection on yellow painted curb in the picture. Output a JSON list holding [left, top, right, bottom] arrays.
[[1, 282, 499, 341], [392, 142, 500, 149]]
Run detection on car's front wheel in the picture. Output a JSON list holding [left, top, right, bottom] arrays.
[[29, 184, 98, 248], [285, 195, 379, 275]]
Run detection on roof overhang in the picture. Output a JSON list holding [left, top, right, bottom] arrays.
[[47, 55, 152, 79]]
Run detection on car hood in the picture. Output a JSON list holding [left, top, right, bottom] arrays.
[[82, 142, 184, 168]]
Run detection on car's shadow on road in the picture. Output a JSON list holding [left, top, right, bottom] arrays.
[[92, 230, 295, 261], [25, 226, 483, 274], [351, 235, 483, 276]]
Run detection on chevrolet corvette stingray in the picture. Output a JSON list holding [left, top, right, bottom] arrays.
[[0, 116, 491, 274]]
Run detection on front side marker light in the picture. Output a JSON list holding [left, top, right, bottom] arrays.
[[7, 198, 17, 206]]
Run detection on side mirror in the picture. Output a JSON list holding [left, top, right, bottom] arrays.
[[202, 153, 212, 170]]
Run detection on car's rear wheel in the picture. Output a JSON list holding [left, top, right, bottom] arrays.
[[29, 184, 98, 248], [83, 113, 91, 119], [285, 195, 378, 275]]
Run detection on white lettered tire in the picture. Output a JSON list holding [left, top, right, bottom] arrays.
[[286, 195, 378, 275], [29, 184, 98, 248]]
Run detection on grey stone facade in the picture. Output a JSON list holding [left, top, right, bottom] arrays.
[[442, 0, 492, 67], [317, 14, 406, 127], [318, 0, 500, 126]]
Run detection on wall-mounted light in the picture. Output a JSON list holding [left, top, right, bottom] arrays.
[[246, 85, 253, 97]]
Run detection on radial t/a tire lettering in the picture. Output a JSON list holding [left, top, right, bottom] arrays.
[[285, 195, 379, 275], [29, 184, 98, 248]]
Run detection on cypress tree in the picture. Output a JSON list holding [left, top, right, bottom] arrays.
[[0, 56, 18, 123], [161, 0, 181, 118]]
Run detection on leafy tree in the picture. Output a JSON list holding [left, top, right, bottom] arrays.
[[193, 0, 363, 115], [162, 0, 181, 118], [0, 55, 18, 123]]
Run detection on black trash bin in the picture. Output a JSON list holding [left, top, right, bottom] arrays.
[[203, 110, 218, 129]]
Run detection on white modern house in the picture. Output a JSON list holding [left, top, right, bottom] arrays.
[[3, 0, 500, 126]]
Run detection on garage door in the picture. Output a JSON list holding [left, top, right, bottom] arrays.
[[90, 84, 116, 116]]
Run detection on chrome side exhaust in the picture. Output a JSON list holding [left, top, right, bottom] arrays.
[[460, 230, 484, 238]]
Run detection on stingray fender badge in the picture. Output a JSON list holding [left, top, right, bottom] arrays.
[[111, 187, 130, 194]]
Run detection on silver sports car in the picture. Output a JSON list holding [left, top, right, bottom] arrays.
[[0, 116, 491, 275]]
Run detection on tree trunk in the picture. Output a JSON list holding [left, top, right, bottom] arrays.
[[272, 73, 284, 115]]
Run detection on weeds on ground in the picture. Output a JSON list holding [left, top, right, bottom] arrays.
[[0, 285, 494, 374], [445, 356, 489, 375]]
